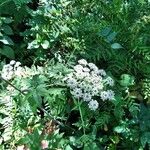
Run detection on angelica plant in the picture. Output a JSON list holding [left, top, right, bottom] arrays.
[[65, 59, 115, 111]]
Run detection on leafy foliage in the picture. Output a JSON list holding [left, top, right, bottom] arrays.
[[0, 0, 149, 149], [142, 78, 150, 101], [139, 104, 150, 148], [0, 17, 15, 59]]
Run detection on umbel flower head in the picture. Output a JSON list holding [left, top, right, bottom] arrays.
[[1, 60, 22, 80], [1, 60, 45, 81], [65, 59, 115, 111]]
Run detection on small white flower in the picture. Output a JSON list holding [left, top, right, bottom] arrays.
[[37, 66, 44, 74], [14, 62, 21, 68], [91, 76, 101, 84], [91, 71, 98, 77], [84, 76, 91, 82], [71, 88, 83, 99], [4, 64, 11, 69], [17, 145, 25, 150], [6, 85, 15, 92], [1, 72, 7, 79], [15, 67, 24, 77], [96, 82, 104, 90], [88, 100, 99, 111], [84, 84, 92, 93], [83, 67, 90, 72], [75, 71, 85, 79], [2, 65, 10, 73], [9, 60, 16, 65], [83, 72, 90, 77], [98, 69, 106, 76], [88, 63, 96, 68], [79, 81, 86, 89], [105, 77, 114, 86], [92, 87, 99, 96], [8, 71, 14, 76], [107, 90, 115, 100], [88, 63, 98, 71], [78, 59, 87, 66], [4, 95, 12, 102], [8, 66, 13, 71], [74, 65, 83, 72], [67, 78, 77, 88], [64, 73, 74, 81], [1, 72, 13, 80], [100, 91, 108, 100], [82, 93, 92, 101], [7, 74, 13, 80]]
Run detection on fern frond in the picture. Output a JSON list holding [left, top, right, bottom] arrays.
[[95, 112, 110, 128], [13, 0, 31, 7]]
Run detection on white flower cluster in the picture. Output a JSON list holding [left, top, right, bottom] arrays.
[[1, 60, 44, 80], [65, 59, 115, 111], [1, 60, 22, 80]]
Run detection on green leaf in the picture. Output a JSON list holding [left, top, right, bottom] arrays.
[[0, 36, 14, 45], [83, 145, 91, 150], [141, 132, 150, 148], [32, 90, 42, 106], [41, 40, 50, 49], [65, 145, 73, 150], [119, 74, 135, 87], [3, 18, 13, 24], [111, 43, 123, 49], [2, 25, 13, 35], [0, 46, 15, 58], [100, 27, 112, 37], [106, 32, 117, 42], [114, 126, 126, 133], [62, 1, 72, 7], [27, 40, 39, 49]]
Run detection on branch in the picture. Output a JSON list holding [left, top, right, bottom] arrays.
[[0, 76, 26, 95]]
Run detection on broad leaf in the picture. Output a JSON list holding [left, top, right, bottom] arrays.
[[0, 46, 15, 58], [2, 25, 13, 35], [111, 43, 123, 49], [0, 36, 14, 45]]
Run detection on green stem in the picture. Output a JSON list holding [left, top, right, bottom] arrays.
[[77, 99, 85, 135], [67, 48, 76, 64], [0, 76, 26, 95]]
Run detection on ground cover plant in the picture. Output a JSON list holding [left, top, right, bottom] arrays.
[[0, 0, 150, 150]]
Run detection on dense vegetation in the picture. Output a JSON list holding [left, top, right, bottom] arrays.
[[0, 0, 150, 149]]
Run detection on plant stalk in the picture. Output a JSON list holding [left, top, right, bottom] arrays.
[[77, 99, 86, 135]]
